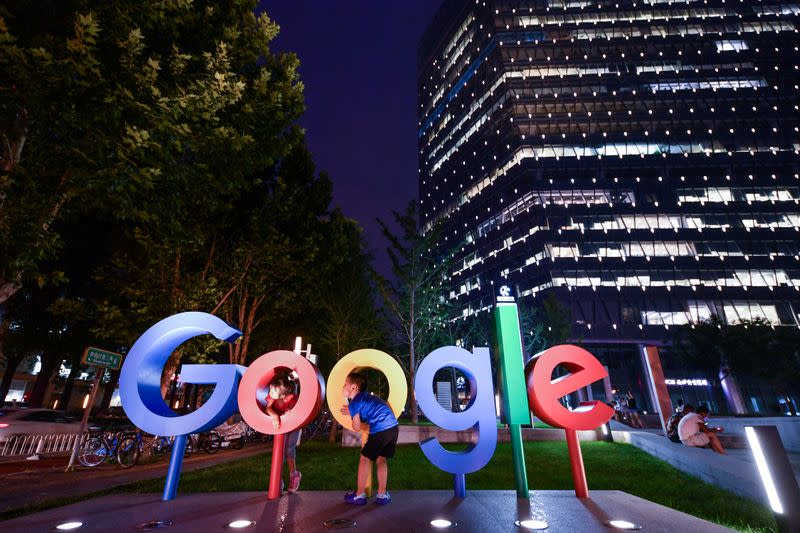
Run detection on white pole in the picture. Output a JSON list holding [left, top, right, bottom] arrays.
[[65, 367, 103, 471]]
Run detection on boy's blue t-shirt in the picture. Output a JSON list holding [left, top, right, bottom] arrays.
[[347, 392, 398, 434]]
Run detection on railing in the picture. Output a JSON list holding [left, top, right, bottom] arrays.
[[0, 432, 88, 458]]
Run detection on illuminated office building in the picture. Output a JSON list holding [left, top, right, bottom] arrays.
[[418, 0, 800, 416]]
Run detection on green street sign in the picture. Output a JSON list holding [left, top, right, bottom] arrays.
[[82, 347, 123, 370]]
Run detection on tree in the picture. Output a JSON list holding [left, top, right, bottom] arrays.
[[0, 0, 304, 307], [91, 140, 342, 401], [522, 292, 571, 355], [377, 200, 454, 423], [724, 321, 800, 415], [0, 318, 27, 403], [671, 315, 796, 413], [316, 216, 386, 441], [318, 218, 385, 368]]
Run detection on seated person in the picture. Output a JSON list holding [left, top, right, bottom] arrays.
[[677, 404, 726, 455], [667, 404, 693, 443]]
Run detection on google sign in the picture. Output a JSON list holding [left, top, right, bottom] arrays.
[[119, 298, 613, 502]]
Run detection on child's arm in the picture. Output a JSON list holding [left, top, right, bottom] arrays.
[[265, 398, 281, 429], [352, 413, 362, 432]]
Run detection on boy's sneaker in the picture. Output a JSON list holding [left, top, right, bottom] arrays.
[[344, 491, 367, 505], [375, 492, 391, 505], [288, 471, 302, 493]]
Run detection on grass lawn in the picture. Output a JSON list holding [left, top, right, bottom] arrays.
[[117, 440, 775, 532]]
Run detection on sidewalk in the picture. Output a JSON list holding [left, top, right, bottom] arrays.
[[617, 427, 800, 505], [0, 442, 272, 516]]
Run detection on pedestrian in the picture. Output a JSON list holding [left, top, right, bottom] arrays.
[[339, 371, 399, 505], [667, 404, 693, 443], [677, 404, 726, 455], [626, 391, 643, 428], [265, 372, 303, 493]]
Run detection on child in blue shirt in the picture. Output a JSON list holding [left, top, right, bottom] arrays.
[[339, 371, 398, 505]]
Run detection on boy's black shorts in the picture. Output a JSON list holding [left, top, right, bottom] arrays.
[[361, 425, 399, 461]]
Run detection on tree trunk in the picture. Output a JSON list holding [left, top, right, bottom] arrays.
[[0, 355, 22, 403], [59, 358, 81, 411], [99, 368, 120, 412], [450, 366, 459, 412], [161, 353, 181, 399], [0, 279, 22, 307], [328, 418, 339, 444], [28, 352, 61, 408], [408, 368, 418, 424]]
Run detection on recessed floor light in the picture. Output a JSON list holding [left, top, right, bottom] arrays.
[[55, 523, 83, 531], [322, 518, 357, 529], [137, 520, 173, 530], [226, 520, 256, 529], [606, 519, 641, 530], [430, 518, 458, 528], [515, 519, 548, 529]]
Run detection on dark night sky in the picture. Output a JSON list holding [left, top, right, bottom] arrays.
[[258, 1, 444, 277]]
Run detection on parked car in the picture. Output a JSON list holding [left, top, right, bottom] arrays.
[[0, 408, 81, 442]]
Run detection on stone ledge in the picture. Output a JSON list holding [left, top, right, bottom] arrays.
[[341, 425, 615, 447]]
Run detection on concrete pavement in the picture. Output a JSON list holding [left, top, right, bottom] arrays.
[[0, 490, 736, 532], [0, 441, 272, 516]]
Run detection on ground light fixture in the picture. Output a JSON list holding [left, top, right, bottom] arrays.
[[225, 520, 256, 529], [321, 518, 357, 529], [136, 520, 173, 530], [514, 518, 549, 529], [430, 518, 458, 528], [604, 519, 642, 530], [600, 422, 614, 443], [54, 522, 83, 531], [745, 425, 800, 533]]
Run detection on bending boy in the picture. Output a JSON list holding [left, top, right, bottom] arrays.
[[340, 371, 399, 505]]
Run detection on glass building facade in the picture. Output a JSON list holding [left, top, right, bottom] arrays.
[[418, 0, 800, 415]]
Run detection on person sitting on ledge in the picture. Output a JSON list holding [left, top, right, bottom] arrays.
[[677, 404, 727, 455], [667, 404, 693, 443]]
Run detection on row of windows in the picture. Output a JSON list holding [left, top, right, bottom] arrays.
[[677, 186, 800, 202]]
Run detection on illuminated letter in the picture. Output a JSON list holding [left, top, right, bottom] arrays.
[[238, 350, 324, 499], [326, 349, 407, 431], [326, 349, 407, 497], [525, 344, 614, 498], [118, 312, 243, 500], [493, 294, 531, 497], [415, 346, 497, 498]]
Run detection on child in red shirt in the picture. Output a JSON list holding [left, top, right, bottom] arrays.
[[265, 373, 302, 493]]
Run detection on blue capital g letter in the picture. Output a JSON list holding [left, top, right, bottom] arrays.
[[414, 346, 498, 498], [119, 312, 243, 500]]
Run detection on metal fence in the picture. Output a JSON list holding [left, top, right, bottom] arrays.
[[0, 432, 87, 458]]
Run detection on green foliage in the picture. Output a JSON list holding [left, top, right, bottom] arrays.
[[522, 292, 571, 354], [673, 315, 800, 412], [456, 291, 571, 356], [0, 0, 304, 305], [377, 201, 454, 372], [316, 216, 386, 375]]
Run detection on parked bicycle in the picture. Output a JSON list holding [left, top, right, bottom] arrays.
[[116, 431, 146, 468], [78, 429, 137, 468], [192, 431, 222, 454], [149, 435, 195, 457], [304, 409, 333, 441]]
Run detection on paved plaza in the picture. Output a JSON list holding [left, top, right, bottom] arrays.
[[1, 490, 736, 532]]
